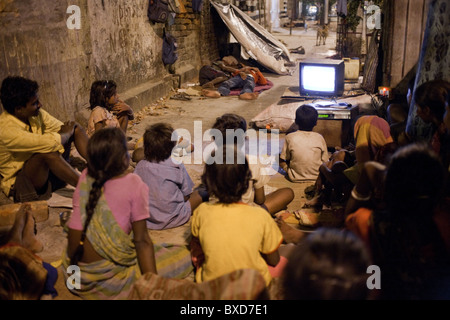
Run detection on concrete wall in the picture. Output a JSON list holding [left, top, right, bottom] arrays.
[[0, 0, 94, 122], [88, 0, 164, 90], [0, 0, 220, 125]]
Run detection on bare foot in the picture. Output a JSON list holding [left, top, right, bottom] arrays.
[[22, 208, 44, 253], [238, 92, 259, 100], [202, 89, 221, 98], [8, 204, 28, 244], [201, 82, 214, 89], [275, 216, 305, 244]]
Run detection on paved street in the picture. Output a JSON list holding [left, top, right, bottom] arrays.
[[0, 22, 342, 300]]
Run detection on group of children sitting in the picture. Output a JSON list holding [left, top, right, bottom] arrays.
[[277, 78, 450, 300], [0, 74, 449, 300]]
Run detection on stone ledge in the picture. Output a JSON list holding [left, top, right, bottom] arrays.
[[175, 64, 198, 85], [120, 76, 174, 112], [121, 64, 197, 112], [0, 200, 49, 228]]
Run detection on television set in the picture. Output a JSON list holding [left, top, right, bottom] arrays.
[[299, 59, 345, 97]]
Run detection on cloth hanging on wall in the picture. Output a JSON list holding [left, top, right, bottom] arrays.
[[406, 0, 450, 142], [337, 0, 348, 17], [361, 30, 380, 94], [192, 0, 203, 13]]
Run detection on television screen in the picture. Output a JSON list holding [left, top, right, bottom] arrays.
[[302, 65, 336, 92], [299, 59, 345, 97]]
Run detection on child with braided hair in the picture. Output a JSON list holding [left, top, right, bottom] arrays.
[[62, 127, 157, 300]]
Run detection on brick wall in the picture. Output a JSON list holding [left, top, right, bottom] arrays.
[[0, 0, 222, 123], [161, 0, 221, 74]]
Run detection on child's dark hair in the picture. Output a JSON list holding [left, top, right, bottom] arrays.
[[70, 127, 129, 266], [0, 76, 39, 114], [295, 104, 318, 131], [385, 143, 445, 217], [89, 80, 117, 110], [282, 228, 372, 300], [0, 252, 46, 300], [143, 122, 176, 163], [342, 150, 355, 168], [212, 113, 247, 146], [201, 145, 251, 204], [414, 80, 450, 121]]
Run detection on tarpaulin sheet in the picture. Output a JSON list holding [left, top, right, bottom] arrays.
[[211, 1, 293, 75]]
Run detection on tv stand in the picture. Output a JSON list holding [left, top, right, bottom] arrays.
[[298, 96, 338, 103], [287, 95, 337, 101], [312, 104, 359, 147]]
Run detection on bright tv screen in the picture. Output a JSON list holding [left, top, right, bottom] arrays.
[[302, 65, 336, 92], [299, 59, 345, 97]]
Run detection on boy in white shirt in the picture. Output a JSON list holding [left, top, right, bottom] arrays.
[[279, 104, 329, 182]]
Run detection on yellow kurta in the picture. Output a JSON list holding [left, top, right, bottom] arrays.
[[0, 109, 63, 195]]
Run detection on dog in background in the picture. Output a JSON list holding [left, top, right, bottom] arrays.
[[316, 24, 329, 46]]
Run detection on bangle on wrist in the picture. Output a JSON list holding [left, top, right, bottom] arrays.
[[351, 187, 371, 201]]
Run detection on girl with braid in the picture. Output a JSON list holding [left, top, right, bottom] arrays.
[[62, 127, 157, 300]]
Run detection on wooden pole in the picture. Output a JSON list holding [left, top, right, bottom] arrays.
[[259, 0, 262, 24]]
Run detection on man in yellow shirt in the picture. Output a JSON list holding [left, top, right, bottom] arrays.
[[0, 76, 88, 202]]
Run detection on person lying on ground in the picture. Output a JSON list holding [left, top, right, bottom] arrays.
[[202, 65, 267, 100], [199, 56, 243, 89]]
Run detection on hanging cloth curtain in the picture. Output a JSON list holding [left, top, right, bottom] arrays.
[[406, 0, 450, 143], [336, 0, 348, 17]]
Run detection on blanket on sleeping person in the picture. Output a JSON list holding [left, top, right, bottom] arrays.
[[228, 80, 274, 95]]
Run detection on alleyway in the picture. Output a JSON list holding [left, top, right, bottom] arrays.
[[2, 22, 344, 300]]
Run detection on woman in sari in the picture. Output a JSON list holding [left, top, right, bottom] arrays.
[[62, 128, 157, 300]]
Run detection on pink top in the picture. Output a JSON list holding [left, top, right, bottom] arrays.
[[68, 169, 150, 234], [87, 106, 120, 137]]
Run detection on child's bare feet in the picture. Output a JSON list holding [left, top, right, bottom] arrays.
[[22, 207, 44, 253], [275, 216, 305, 244], [202, 89, 221, 98], [8, 204, 27, 244], [239, 92, 259, 100]]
